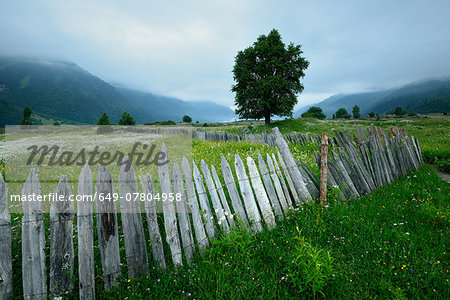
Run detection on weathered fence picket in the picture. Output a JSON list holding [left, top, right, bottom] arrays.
[[258, 154, 283, 219], [22, 169, 47, 300], [95, 166, 121, 290], [266, 154, 289, 214], [77, 164, 95, 299], [235, 154, 263, 232], [272, 153, 294, 207], [181, 157, 209, 251], [0, 173, 12, 300], [220, 156, 249, 225], [247, 157, 276, 229], [141, 175, 167, 270], [50, 175, 74, 297], [173, 163, 195, 264], [159, 145, 183, 268], [276, 151, 300, 206], [192, 161, 216, 239], [201, 160, 230, 233], [119, 158, 149, 278], [211, 165, 235, 228]]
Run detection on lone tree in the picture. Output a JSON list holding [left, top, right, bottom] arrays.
[[301, 106, 326, 119], [182, 115, 192, 123], [118, 112, 136, 125], [232, 29, 309, 125], [97, 112, 111, 125], [368, 112, 375, 118], [352, 105, 361, 119], [20, 106, 33, 125], [392, 106, 406, 116], [335, 108, 351, 119]]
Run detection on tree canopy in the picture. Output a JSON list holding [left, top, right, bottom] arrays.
[[182, 115, 192, 123], [352, 105, 361, 119], [96, 112, 111, 125], [301, 106, 326, 119], [19, 106, 33, 125], [232, 29, 309, 124], [392, 106, 407, 116], [335, 108, 351, 119], [118, 112, 136, 125]]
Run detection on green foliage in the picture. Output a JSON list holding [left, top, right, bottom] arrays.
[[301, 106, 326, 119], [118, 112, 136, 125], [96, 112, 111, 125], [368, 112, 375, 117], [422, 149, 450, 172], [182, 115, 192, 123], [287, 228, 334, 296], [202, 122, 208, 127], [19, 106, 33, 125], [332, 113, 336, 119], [392, 106, 407, 116], [352, 105, 360, 118], [53, 121, 61, 125], [335, 108, 351, 119], [232, 29, 309, 124]]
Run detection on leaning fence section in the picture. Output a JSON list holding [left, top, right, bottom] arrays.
[[0, 125, 423, 299]]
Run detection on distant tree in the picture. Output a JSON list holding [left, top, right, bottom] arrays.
[[332, 113, 336, 120], [53, 121, 61, 126], [301, 106, 326, 119], [444, 112, 448, 115], [182, 115, 192, 123], [195, 120, 199, 123], [97, 112, 111, 125], [118, 112, 136, 125], [335, 108, 351, 119], [352, 105, 361, 118], [232, 29, 309, 124], [20, 106, 33, 125], [202, 122, 208, 127], [368, 112, 375, 118], [392, 106, 406, 116]]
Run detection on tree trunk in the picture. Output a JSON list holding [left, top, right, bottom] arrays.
[[264, 115, 271, 125]]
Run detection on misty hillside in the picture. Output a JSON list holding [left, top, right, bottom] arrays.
[[295, 79, 450, 117], [0, 56, 235, 126]]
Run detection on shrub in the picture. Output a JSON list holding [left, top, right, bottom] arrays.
[[286, 228, 334, 296], [118, 112, 136, 125], [368, 112, 375, 118], [301, 107, 326, 120]]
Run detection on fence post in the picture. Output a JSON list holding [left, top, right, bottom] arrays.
[[320, 133, 328, 206]]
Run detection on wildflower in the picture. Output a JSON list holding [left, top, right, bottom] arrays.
[[405, 232, 410, 235], [437, 261, 440, 264]]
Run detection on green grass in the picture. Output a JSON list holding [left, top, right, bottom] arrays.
[[96, 164, 448, 299]]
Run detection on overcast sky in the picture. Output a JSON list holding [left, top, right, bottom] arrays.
[[1, 0, 450, 109]]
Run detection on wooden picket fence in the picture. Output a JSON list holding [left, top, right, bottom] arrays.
[[0, 125, 422, 299], [193, 129, 321, 147]]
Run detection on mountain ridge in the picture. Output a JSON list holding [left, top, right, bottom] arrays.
[[0, 56, 235, 126], [295, 79, 450, 117]]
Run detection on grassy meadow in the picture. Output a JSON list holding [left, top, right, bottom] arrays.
[[0, 115, 449, 299]]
